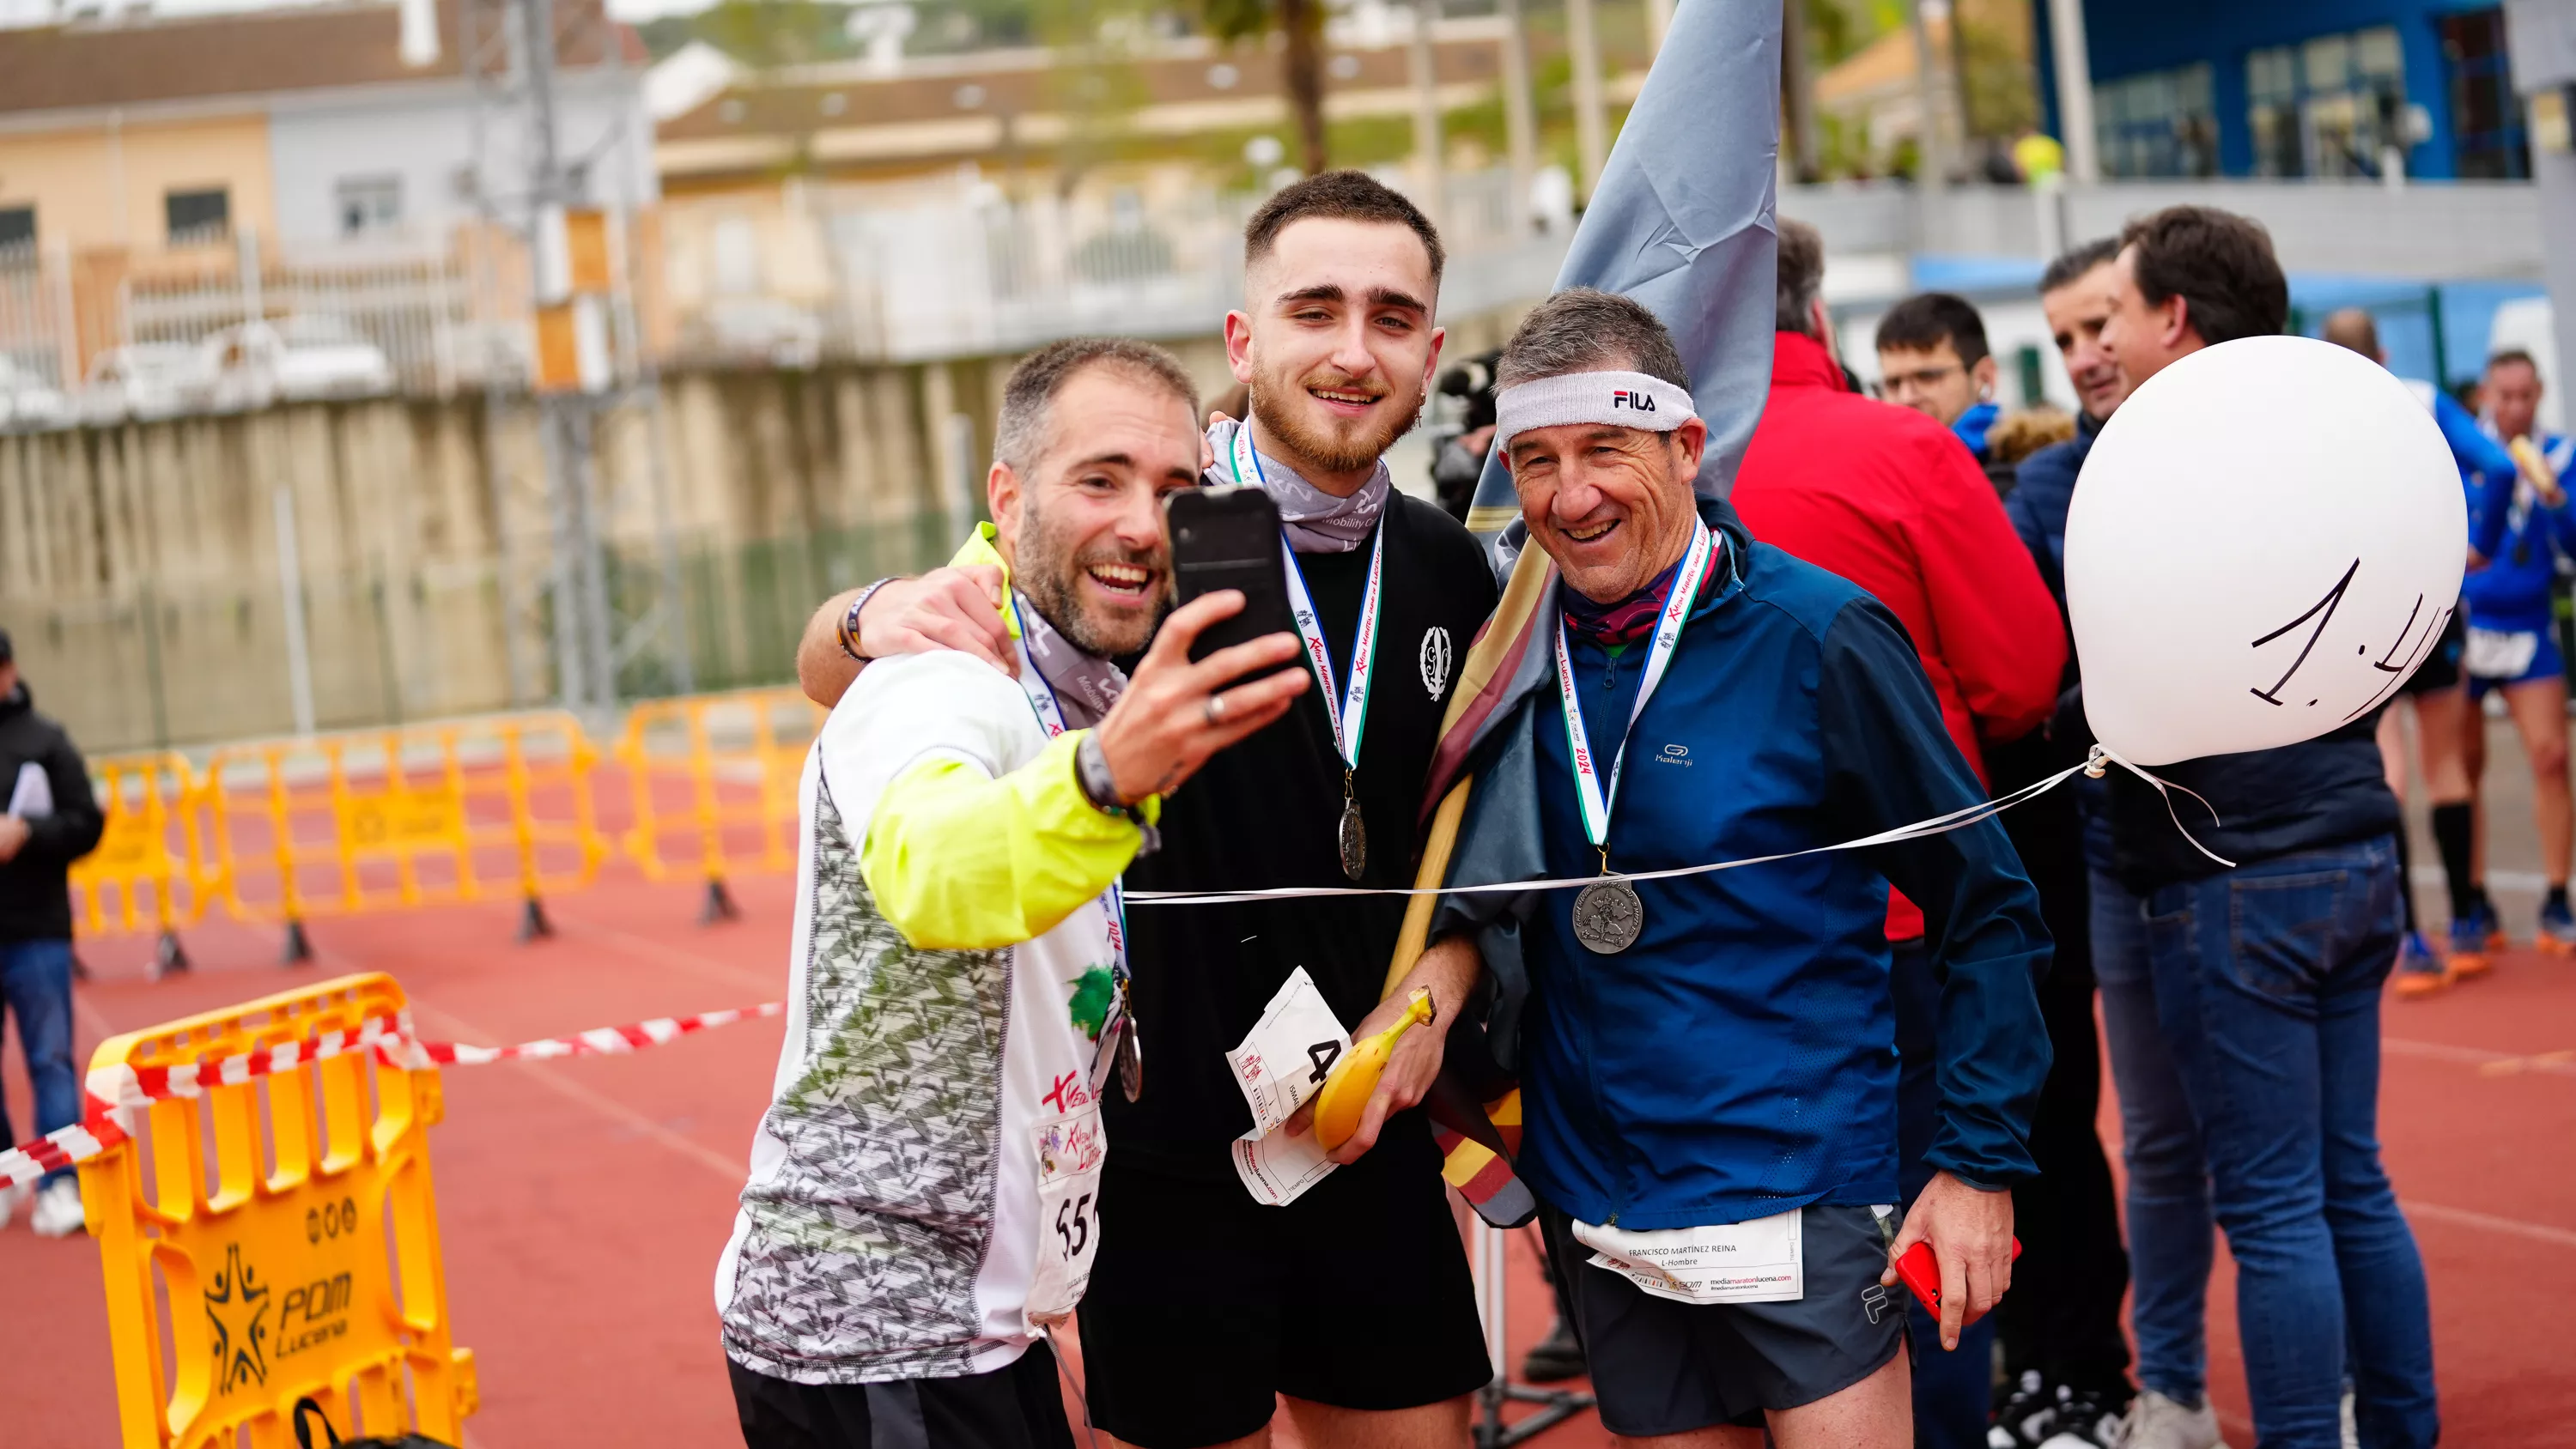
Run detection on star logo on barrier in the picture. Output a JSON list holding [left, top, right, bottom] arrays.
[[206, 1241, 272, 1393]]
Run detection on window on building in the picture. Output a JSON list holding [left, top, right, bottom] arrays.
[[0, 205, 32, 252], [165, 187, 231, 244], [336, 175, 404, 237], [712, 215, 761, 296], [2247, 25, 2407, 179], [2443, 9, 2529, 180], [2093, 64, 2217, 179]]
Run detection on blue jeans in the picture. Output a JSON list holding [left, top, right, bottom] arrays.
[[2090, 867, 2214, 1406], [2142, 837, 2439, 1449], [1891, 939, 1998, 1449], [0, 937, 80, 1189]]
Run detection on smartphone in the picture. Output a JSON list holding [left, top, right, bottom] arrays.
[[1167, 486, 1301, 671], [1895, 1236, 2023, 1314]]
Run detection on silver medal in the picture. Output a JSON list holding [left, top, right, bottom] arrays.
[[1571, 876, 1644, 955], [1338, 798, 1368, 882]]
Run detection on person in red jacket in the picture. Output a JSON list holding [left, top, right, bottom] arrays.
[[1729, 219, 2071, 1449]]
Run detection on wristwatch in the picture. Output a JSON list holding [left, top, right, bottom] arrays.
[[1077, 733, 1160, 855], [835, 579, 898, 663]]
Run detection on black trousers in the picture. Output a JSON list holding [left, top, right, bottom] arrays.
[[1991, 748, 2134, 1397]]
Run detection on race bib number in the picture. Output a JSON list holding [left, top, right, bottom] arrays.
[[1223, 967, 1352, 1140], [1573, 1208, 1806, 1306], [1024, 1102, 1106, 1328], [2464, 627, 2541, 681], [1230, 1124, 1338, 1207], [1220, 968, 1350, 1206]]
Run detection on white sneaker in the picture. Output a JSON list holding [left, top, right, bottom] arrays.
[[2117, 1390, 2227, 1449], [28, 1179, 83, 1238], [0, 1177, 31, 1229], [2342, 1389, 2360, 1449]]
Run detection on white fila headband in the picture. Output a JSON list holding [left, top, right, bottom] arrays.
[[1492, 370, 1698, 453]]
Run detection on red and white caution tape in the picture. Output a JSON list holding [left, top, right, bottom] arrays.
[[0, 1001, 783, 1191]]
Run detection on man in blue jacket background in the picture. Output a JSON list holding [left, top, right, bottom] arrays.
[[1369, 288, 2052, 1448]]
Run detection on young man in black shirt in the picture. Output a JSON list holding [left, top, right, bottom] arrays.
[[795, 173, 1498, 1449]]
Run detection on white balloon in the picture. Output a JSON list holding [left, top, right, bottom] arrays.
[[2066, 335, 2467, 768]]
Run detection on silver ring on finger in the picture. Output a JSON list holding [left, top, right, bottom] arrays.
[[1204, 694, 1226, 725]]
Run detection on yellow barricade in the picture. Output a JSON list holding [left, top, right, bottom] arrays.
[[82, 972, 475, 1448], [204, 714, 607, 954], [69, 752, 210, 972], [616, 686, 820, 920]]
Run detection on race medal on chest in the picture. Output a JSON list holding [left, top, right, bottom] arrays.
[[1247, 426, 1390, 890], [1552, 521, 1717, 960], [1338, 796, 1368, 882], [1571, 876, 1644, 955]]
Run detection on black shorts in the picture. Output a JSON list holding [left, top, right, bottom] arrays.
[[728, 1342, 1076, 1449], [2399, 607, 2468, 695], [1077, 1113, 1492, 1448], [1537, 1200, 1906, 1436]]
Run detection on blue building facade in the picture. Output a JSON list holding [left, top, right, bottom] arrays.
[[2033, 0, 2529, 182]]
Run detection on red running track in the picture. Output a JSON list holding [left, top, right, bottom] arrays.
[[4, 865, 2573, 1447]]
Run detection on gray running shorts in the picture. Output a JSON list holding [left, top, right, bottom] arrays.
[[1536, 1199, 1907, 1435]]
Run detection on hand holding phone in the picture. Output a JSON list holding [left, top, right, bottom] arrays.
[[1168, 486, 1302, 670], [1088, 587, 1306, 805]]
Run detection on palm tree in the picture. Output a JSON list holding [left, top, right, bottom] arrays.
[[1200, 0, 1328, 173]]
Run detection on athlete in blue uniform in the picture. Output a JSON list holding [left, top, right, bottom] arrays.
[[2324, 309, 2525, 995], [2464, 349, 2576, 955]]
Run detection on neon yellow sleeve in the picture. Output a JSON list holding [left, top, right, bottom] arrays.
[[860, 730, 1157, 949]]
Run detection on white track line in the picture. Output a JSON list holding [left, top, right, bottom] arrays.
[[2401, 1199, 2576, 1249]]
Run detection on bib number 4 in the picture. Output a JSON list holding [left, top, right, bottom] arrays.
[[1305, 1040, 1343, 1085]]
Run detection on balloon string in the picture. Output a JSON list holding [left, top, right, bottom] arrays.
[[2084, 745, 2237, 870]]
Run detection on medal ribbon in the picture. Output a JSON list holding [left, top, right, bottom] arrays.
[[1011, 594, 1133, 1088], [1231, 424, 1384, 770], [1552, 519, 1717, 852]]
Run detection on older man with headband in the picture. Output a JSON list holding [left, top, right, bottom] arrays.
[[1373, 289, 2053, 1446]]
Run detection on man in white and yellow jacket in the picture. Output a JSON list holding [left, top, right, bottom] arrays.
[[716, 338, 1307, 1449]]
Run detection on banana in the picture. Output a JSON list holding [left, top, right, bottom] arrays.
[[1312, 988, 1434, 1151]]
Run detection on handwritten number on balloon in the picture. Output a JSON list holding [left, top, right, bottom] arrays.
[[2249, 559, 2360, 706]]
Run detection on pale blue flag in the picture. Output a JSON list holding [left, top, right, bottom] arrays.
[[1466, 0, 1783, 540]]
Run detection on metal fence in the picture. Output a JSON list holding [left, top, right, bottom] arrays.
[[0, 220, 656, 420], [118, 234, 486, 396], [659, 165, 1581, 368]]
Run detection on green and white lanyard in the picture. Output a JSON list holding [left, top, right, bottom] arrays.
[[1009, 591, 1139, 1098], [1551, 518, 1716, 869], [1229, 425, 1385, 879]]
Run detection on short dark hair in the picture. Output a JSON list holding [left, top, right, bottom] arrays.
[[1494, 288, 1690, 392], [2321, 306, 2381, 358], [1875, 292, 1990, 368], [2039, 237, 2120, 294], [1776, 217, 1825, 335], [1243, 170, 1445, 285], [993, 337, 1198, 473], [2118, 205, 2287, 347], [2488, 348, 2541, 380]]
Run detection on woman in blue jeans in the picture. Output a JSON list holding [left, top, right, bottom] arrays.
[[2137, 833, 2439, 1448]]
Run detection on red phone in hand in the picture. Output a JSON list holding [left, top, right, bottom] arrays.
[[1895, 1237, 2022, 1313]]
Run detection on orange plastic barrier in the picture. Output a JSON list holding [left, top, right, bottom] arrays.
[[615, 687, 819, 920], [68, 753, 210, 974], [203, 714, 606, 958], [82, 972, 475, 1447]]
